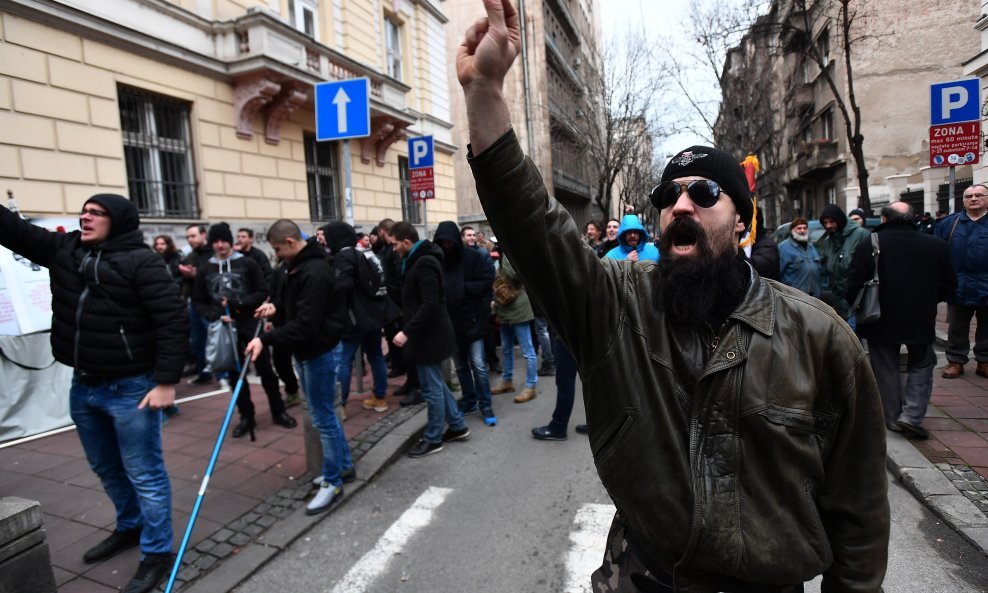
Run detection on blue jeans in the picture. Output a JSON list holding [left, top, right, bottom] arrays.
[[453, 338, 493, 413], [338, 329, 388, 404], [548, 336, 578, 435], [418, 363, 467, 444], [70, 372, 172, 555], [500, 322, 537, 388], [534, 317, 554, 366], [189, 304, 211, 380], [297, 348, 353, 487]]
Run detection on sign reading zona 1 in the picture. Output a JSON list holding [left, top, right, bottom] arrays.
[[930, 121, 980, 167], [407, 136, 435, 200], [929, 78, 981, 168]]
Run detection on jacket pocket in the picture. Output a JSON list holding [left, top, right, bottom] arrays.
[[119, 325, 134, 361], [591, 407, 638, 459], [751, 403, 836, 436]]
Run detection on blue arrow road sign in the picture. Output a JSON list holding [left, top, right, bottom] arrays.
[[931, 78, 981, 126], [315, 78, 371, 141], [407, 136, 434, 169]]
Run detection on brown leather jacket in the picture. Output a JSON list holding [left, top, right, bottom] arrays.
[[469, 131, 889, 592]]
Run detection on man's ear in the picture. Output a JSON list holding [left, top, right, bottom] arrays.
[[735, 213, 745, 235]]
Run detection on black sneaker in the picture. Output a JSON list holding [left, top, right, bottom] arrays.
[[441, 426, 471, 443], [575, 424, 588, 435], [399, 390, 424, 407], [408, 439, 443, 458], [122, 553, 173, 593], [341, 466, 357, 483], [537, 365, 556, 377], [896, 420, 930, 439], [458, 401, 479, 416], [532, 425, 567, 441], [83, 527, 142, 563]]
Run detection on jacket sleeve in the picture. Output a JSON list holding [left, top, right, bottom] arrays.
[[191, 267, 221, 321], [939, 244, 958, 303], [843, 237, 874, 304], [819, 348, 890, 592], [133, 251, 189, 385], [0, 204, 67, 268], [402, 259, 444, 338], [262, 263, 335, 348], [469, 130, 622, 369]]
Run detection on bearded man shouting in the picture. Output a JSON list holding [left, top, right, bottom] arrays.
[[456, 1, 890, 591]]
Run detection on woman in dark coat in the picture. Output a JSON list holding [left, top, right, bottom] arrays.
[[154, 234, 183, 285]]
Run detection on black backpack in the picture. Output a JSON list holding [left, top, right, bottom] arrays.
[[353, 250, 386, 298]]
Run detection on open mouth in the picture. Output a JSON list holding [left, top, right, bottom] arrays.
[[666, 220, 700, 256]]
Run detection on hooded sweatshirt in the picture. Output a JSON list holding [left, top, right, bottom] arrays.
[[322, 221, 397, 336], [816, 203, 871, 318], [434, 221, 494, 341], [605, 214, 660, 262]]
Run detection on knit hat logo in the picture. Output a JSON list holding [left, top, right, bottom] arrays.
[[671, 151, 708, 167]]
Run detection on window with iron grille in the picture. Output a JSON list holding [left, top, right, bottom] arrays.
[[399, 156, 422, 224], [118, 86, 198, 219], [304, 133, 342, 222]]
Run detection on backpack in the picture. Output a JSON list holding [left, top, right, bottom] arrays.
[[354, 249, 386, 298]]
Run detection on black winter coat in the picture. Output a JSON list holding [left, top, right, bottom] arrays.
[[260, 239, 345, 361], [846, 220, 956, 344], [400, 240, 456, 364], [434, 221, 494, 342], [0, 202, 188, 384], [240, 245, 273, 291], [192, 254, 268, 334], [324, 222, 399, 337], [181, 243, 212, 298]]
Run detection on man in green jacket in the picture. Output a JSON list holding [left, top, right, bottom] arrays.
[[816, 203, 871, 323], [455, 1, 889, 591]]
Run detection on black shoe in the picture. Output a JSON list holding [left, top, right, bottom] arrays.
[[83, 527, 142, 563], [341, 466, 357, 483], [388, 367, 406, 378], [122, 553, 173, 593], [399, 390, 424, 407], [272, 411, 298, 429], [394, 382, 413, 396], [458, 401, 479, 416], [232, 417, 256, 438], [537, 365, 556, 377], [186, 375, 213, 386], [896, 420, 930, 439], [575, 424, 588, 435], [408, 439, 443, 458], [532, 425, 567, 441], [886, 422, 903, 433], [442, 426, 471, 443]]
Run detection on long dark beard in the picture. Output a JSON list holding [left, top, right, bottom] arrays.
[[656, 217, 749, 330]]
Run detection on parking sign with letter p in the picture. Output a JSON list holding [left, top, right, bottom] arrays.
[[407, 136, 434, 169]]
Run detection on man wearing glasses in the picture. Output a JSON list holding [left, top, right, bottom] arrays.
[[936, 183, 988, 379], [456, 1, 890, 591], [0, 195, 188, 593]]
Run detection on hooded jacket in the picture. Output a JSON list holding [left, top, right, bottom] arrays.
[[260, 238, 345, 361], [191, 251, 267, 334], [0, 196, 188, 384], [815, 204, 871, 318], [469, 131, 888, 592], [604, 215, 660, 262], [323, 222, 399, 337], [434, 221, 494, 342], [400, 240, 456, 365]]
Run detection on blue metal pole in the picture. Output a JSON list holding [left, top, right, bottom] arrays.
[[164, 317, 257, 593]]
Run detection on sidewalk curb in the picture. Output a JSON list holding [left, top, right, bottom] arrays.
[[886, 431, 988, 557], [181, 408, 429, 593]]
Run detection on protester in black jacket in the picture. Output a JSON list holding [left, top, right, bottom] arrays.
[[391, 222, 469, 458], [180, 224, 215, 384], [0, 195, 187, 593], [846, 202, 957, 438], [235, 227, 273, 289], [377, 218, 420, 402], [193, 222, 296, 437], [323, 221, 399, 414], [247, 220, 352, 516], [435, 221, 497, 424], [742, 207, 780, 280]]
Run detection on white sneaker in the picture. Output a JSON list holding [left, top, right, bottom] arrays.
[[218, 378, 231, 391], [305, 482, 342, 515]]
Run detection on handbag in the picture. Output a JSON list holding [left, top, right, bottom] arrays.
[[205, 318, 239, 374], [851, 233, 881, 325], [493, 270, 520, 306]]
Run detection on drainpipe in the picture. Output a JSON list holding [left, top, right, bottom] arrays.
[[517, 0, 536, 159]]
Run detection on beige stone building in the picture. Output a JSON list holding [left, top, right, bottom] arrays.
[[0, 0, 457, 246], [716, 0, 980, 225], [444, 0, 602, 231], [964, 2, 988, 188]]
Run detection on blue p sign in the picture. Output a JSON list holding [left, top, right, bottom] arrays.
[[407, 136, 434, 169], [931, 79, 981, 125]]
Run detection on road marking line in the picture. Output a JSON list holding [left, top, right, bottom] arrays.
[[564, 503, 615, 593], [328, 486, 453, 593]]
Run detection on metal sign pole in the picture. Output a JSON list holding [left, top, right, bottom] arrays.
[[343, 139, 354, 225], [949, 165, 956, 211], [423, 199, 429, 239]]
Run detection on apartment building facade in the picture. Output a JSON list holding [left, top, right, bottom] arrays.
[[715, 0, 979, 226], [445, 0, 602, 230], [0, 0, 456, 245]]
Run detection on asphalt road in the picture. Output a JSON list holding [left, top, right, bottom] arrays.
[[236, 378, 988, 593]]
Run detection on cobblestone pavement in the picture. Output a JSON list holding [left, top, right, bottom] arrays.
[[937, 463, 988, 520]]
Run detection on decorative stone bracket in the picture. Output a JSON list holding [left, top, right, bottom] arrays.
[[234, 76, 309, 145], [361, 117, 411, 167]]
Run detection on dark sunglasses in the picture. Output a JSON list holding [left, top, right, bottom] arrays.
[[650, 180, 722, 210], [79, 208, 110, 218]]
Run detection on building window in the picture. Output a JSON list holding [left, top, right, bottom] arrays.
[[385, 17, 402, 80], [802, 59, 812, 84], [118, 86, 198, 219], [825, 185, 836, 205], [817, 28, 830, 67], [821, 108, 834, 140], [289, 0, 319, 39], [399, 156, 422, 224], [304, 133, 341, 222]]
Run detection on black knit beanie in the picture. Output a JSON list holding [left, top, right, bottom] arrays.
[[207, 222, 234, 245], [657, 146, 753, 231]]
